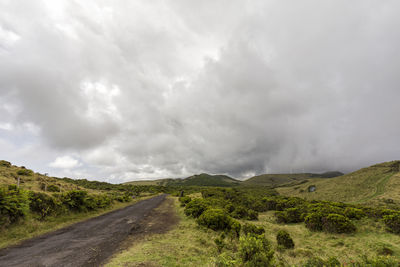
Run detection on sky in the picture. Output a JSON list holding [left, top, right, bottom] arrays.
[[0, 0, 400, 183]]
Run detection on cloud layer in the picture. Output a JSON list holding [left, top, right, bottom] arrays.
[[1, 0, 400, 182]]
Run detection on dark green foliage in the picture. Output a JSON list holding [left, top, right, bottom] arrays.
[[17, 169, 34, 176], [275, 207, 304, 223], [242, 223, 265, 235], [0, 185, 30, 228], [344, 207, 365, 220], [383, 212, 400, 234], [238, 234, 274, 266], [305, 212, 324, 231], [184, 198, 208, 218], [84, 194, 112, 210], [61, 190, 89, 212], [0, 160, 11, 167], [178, 196, 192, 206], [276, 230, 294, 249], [231, 206, 258, 220], [230, 220, 241, 238], [322, 214, 356, 233], [215, 234, 225, 253], [29, 192, 63, 219], [47, 184, 60, 192], [197, 209, 234, 231]]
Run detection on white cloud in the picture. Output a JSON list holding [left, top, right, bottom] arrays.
[[50, 156, 80, 169]]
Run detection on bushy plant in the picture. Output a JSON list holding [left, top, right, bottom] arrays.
[[344, 207, 365, 220], [276, 230, 294, 249], [304, 212, 324, 231], [184, 198, 208, 218], [242, 223, 265, 236], [322, 214, 356, 233], [0, 160, 11, 167], [61, 190, 89, 212], [178, 196, 192, 207], [17, 169, 34, 176], [29, 192, 63, 219], [238, 234, 274, 266], [383, 213, 400, 234], [0, 185, 30, 228], [275, 207, 303, 223], [197, 209, 234, 231], [303, 256, 341, 267], [231, 206, 258, 220], [47, 184, 60, 192]]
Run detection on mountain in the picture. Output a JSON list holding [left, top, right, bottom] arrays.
[[242, 171, 343, 187], [126, 173, 241, 187], [277, 161, 400, 205]]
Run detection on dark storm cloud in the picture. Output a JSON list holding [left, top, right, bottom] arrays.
[[0, 0, 399, 182]]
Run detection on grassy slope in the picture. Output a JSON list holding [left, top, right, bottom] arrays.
[[107, 197, 400, 266], [242, 172, 343, 187], [277, 161, 400, 204], [0, 161, 91, 193]]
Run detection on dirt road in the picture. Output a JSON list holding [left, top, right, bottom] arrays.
[[0, 194, 168, 267]]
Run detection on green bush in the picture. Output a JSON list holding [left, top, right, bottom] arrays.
[[303, 256, 341, 267], [344, 207, 365, 220], [184, 198, 208, 218], [275, 207, 303, 223], [276, 230, 294, 249], [0, 160, 11, 167], [238, 234, 274, 266], [383, 213, 400, 234], [61, 190, 89, 212], [0, 185, 30, 228], [230, 220, 241, 238], [179, 196, 192, 207], [17, 169, 34, 176], [322, 214, 356, 233], [47, 184, 60, 192], [197, 209, 234, 231], [305, 212, 324, 231], [231, 206, 258, 220], [29, 192, 63, 219], [242, 223, 265, 236]]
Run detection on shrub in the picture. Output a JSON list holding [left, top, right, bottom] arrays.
[[197, 209, 233, 231], [61, 190, 89, 212], [305, 212, 324, 231], [85, 194, 112, 210], [0, 185, 30, 228], [184, 198, 208, 218], [238, 234, 274, 266], [179, 196, 192, 207], [322, 214, 356, 233], [303, 256, 341, 267], [231, 206, 258, 220], [276, 230, 294, 249], [383, 213, 400, 234], [0, 160, 11, 167], [275, 208, 303, 223], [344, 207, 365, 220], [242, 223, 265, 236], [230, 220, 241, 238], [17, 169, 34, 176], [47, 184, 60, 192], [29, 192, 63, 219]]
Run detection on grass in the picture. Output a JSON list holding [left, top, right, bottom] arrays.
[[277, 161, 400, 204], [107, 197, 400, 266], [253, 211, 400, 266], [0, 196, 153, 249], [106, 197, 218, 267]]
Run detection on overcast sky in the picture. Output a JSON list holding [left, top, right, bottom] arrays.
[[1, 1, 399, 183]]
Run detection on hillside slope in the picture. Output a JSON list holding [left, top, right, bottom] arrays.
[[277, 161, 400, 204], [0, 160, 88, 192], [126, 173, 241, 187], [242, 171, 343, 187]]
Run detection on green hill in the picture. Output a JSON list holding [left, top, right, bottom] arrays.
[[242, 171, 343, 187], [277, 160, 400, 205], [126, 173, 241, 187], [0, 160, 89, 192]]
